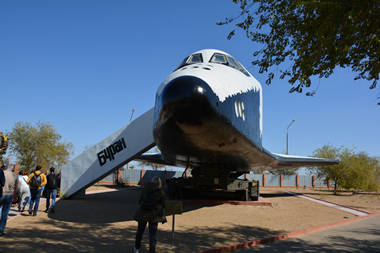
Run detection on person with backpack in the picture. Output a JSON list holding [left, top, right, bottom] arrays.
[[0, 164, 18, 236], [27, 165, 47, 216], [133, 177, 167, 253], [45, 167, 58, 213]]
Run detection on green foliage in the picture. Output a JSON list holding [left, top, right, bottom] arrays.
[[219, 1, 380, 104], [268, 168, 298, 175], [311, 145, 380, 194], [7, 121, 73, 172]]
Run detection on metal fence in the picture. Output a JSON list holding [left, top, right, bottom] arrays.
[[283, 175, 297, 186], [299, 175, 313, 187], [266, 174, 280, 186], [100, 169, 329, 188]]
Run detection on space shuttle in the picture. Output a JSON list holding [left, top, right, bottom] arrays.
[[60, 49, 338, 199]]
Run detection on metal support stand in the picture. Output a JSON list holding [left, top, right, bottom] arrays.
[[171, 214, 175, 244]]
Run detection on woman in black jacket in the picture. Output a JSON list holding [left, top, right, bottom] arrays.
[[133, 177, 166, 253]]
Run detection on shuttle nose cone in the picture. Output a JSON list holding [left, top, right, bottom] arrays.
[[157, 75, 216, 124], [161, 76, 209, 105]]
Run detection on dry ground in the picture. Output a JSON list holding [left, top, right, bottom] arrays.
[[1, 185, 378, 253]]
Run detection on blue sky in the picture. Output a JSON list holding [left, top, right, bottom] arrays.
[[1, 1, 379, 166]]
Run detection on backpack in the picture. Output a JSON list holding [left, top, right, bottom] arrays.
[[29, 174, 41, 188], [141, 191, 159, 210], [47, 174, 57, 189]]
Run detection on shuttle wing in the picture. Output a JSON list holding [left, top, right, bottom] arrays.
[[136, 153, 176, 166], [264, 150, 339, 169], [136, 150, 339, 170]]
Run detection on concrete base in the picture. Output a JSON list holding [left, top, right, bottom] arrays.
[[184, 197, 272, 206]]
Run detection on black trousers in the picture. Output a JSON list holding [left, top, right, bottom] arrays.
[[135, 221, 158, 253]]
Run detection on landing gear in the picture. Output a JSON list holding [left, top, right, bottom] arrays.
[[166, 168, 260, 201]]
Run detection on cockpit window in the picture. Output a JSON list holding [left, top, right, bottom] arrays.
[[174, 53, 203, 71], [227, 56, 240, 69], [211, 53, 227, 64], [210, 53, 250, 76], [187, 53, 203, 64]]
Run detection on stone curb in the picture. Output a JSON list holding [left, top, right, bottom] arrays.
[[301, 193, 372, 214]]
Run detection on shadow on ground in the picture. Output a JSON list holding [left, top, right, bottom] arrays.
[[0, 220, 287, 253], [48, 187, 219, 224], [260, 192, 293, 198], [0, 188, 289, 252]]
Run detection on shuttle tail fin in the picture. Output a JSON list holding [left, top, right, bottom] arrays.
[[60, 108, 155, 198]]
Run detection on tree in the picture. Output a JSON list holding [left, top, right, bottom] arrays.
[[7, 121, 73, 172], [218, 1, 380, 104], [311, 145, 380, 194], [267, 167, 298, 175]]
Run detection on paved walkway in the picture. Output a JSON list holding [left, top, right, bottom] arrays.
[[286, 191, 369, 216], [236, 215, 380, 252]]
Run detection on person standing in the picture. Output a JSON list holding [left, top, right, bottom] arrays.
[[17, 171, 30, 212], [45, 167, 58, 213], [133, 177, 167, 253], [0, 164, 18, 236], [27, 166, 46, 216], [0, 165, 4, 198]]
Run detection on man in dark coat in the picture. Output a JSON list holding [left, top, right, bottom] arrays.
[[133, 177, 166, 253], [45, 167, 58, 213]]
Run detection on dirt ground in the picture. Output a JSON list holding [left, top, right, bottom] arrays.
[[1, 185, 378, 253]]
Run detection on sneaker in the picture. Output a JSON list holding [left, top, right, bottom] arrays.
[[44, 209, 49, 213], [28, 210, 32, 215], [133, 247, 139, 253]]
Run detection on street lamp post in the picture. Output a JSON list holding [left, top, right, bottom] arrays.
[[284, 120, 295, 176], [126, 108, 135, 171], [129, 108, 135, 122], [286, 120, 295, 155]]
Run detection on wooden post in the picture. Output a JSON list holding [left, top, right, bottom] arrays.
[[117, 167, 122, 184], [296, 175, 300, 188], [312, 175, 316, 188], [280, 174, 284, 187]]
